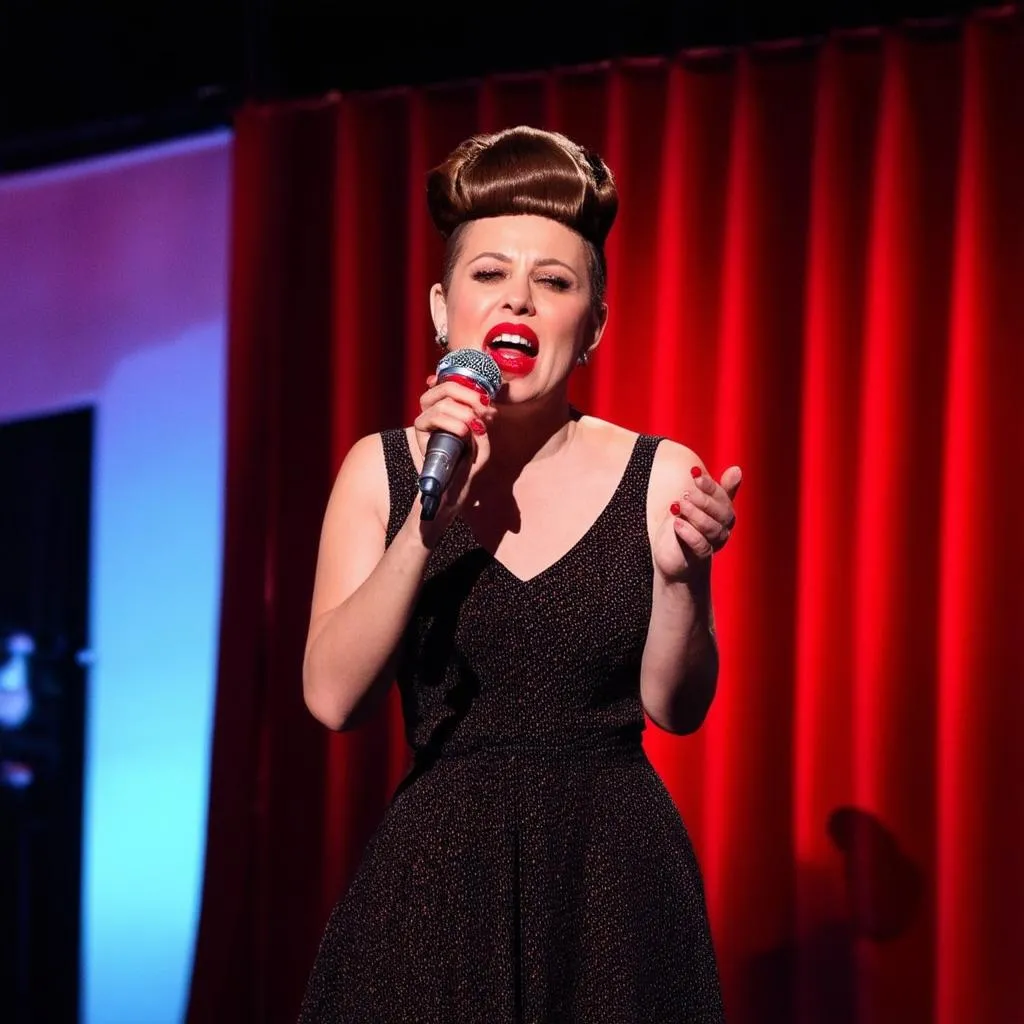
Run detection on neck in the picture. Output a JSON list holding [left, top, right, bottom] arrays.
[[485, 392, 580, 476]]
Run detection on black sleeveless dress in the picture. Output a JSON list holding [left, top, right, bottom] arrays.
[[299, 429, 724, 1022]]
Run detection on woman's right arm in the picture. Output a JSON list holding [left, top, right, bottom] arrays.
[[302, 433, 431, 731], [303, 382, 494, 731]]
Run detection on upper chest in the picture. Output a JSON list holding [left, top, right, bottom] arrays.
[[457, 437, 652, 585]]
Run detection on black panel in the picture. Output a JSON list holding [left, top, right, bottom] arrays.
[[0, 407, 94, 1024]]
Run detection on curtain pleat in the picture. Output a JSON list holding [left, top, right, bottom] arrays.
[[937, 17, 1024, 1024], [188, 17, 1024, 1023]]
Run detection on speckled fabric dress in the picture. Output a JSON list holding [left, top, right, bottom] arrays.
[[298, 428, 724, 1023]]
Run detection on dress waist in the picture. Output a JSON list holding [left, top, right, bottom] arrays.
[[412, 726, 646, 766]]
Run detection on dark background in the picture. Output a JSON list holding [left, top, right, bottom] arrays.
[[0, 0, 996, 173], [0, 409, 94, 1024]]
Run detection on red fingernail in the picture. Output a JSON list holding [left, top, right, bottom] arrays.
[[670, 502, 681, 516], [691, 466, 702, 478], [480, 394, 490, 406], [470, 419, 486, 435]]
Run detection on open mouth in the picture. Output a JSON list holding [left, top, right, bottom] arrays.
[[484, 323, 540, 376], [485, 332, 539, 358]]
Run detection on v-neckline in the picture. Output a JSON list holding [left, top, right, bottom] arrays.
[[403, 431, 642, 587]]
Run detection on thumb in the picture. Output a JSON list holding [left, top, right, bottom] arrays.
[[720, 465, 743, 500]]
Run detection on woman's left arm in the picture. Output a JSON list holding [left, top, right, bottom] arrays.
[[640, 442, 742, 734]]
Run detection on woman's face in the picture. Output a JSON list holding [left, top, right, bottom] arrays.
[[431, 215, 606, 403]]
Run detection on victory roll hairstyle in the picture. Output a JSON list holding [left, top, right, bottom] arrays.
[[426, 125, 619, 310]]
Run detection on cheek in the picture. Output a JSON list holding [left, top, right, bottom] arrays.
[[558, 307, 595, 349], [450, 292, 491, 328]]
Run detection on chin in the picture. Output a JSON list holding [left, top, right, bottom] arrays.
[[498, 380, 552, 407]]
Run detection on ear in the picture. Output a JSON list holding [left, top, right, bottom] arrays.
[[583, 302, 609, 361], [429, 283, 447, 337]]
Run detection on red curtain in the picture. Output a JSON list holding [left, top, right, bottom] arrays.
[[188, 15, 1024, 1024]]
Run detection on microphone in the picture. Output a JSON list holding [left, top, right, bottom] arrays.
[[418, 348, 503, 521]]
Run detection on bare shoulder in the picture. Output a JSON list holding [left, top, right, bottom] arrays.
[[575, 415, 641, 465], [651, 436, 707, 477], [649, 437, 708, 510], [308, 432, 390, 629], [577, 416, 705, 486], [323, 431, 389, 529]]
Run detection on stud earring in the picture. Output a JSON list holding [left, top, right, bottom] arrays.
[[577, 350, 590, 366], [435, 329, 449, 352]]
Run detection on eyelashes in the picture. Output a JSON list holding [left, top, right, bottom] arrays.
[[471, 268, 572, 291], [542, 276, 572, 292]]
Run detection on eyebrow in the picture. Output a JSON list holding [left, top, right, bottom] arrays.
[[469, 251, 579, 276]]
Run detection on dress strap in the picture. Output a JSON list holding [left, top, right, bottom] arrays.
[[578, 433, 664, 560], [380, 428, 418, 546], [618, 434, 665, 512]]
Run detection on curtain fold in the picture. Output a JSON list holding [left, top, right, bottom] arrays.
[[937, 17, 1024, 1024], [188, 16, 1024, 1023]]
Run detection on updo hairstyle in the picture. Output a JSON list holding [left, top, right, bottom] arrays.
[[426, 126, 618, 313]]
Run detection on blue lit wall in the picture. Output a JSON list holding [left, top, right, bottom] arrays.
[[83, 325, 225, 1023], [0, 132, 231, 1024]]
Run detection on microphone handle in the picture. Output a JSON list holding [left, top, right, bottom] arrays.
[[419, 430, 466, 521]]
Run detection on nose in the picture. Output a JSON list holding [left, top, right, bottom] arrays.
[[501, 271, 535, 316]]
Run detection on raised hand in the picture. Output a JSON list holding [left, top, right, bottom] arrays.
[[653, 464, 742, 584], [409, 372, 497, 537]]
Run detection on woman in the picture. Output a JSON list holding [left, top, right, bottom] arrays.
[[300, 125, 741, 1022]]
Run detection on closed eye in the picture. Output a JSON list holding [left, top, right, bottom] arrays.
[[471, 268, 574, 291], [539, 275, 572, 291]]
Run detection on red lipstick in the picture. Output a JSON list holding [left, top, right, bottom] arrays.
[[483, 322, 540, 376]]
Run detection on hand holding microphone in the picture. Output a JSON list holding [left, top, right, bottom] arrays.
[[414, 349, 503, 522]]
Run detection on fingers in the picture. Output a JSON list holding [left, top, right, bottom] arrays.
[[420, 379, 495, 422], [675, 493, 730, 549], [672, 514, 715, 560], [415, 380, 496, 440], [720, 465, 743, 500], [413, 404, 483, 442], [671, 468, 737, 555], [691, 473, 737, 531], [414, 379, 494, 518]]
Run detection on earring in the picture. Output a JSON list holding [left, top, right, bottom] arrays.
[[435, 329, 449, 352], [577, 350, 590, 366]]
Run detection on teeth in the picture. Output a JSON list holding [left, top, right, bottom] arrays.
[[492, 333, 536, 351]]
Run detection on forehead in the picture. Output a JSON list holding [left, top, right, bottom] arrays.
[[458, 215, 588, 266]]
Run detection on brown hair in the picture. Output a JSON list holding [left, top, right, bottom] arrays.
[[426, 125, 618, 311]]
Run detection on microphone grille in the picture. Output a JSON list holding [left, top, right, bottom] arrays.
[[436, 348, 503, 398]]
